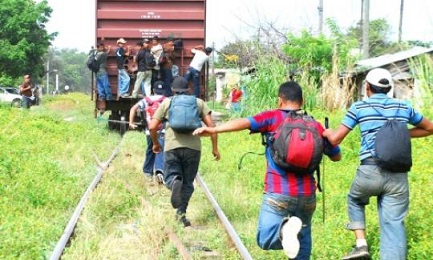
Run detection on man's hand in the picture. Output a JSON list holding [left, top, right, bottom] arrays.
[[212, 149, 221, 161], [322, 129, 334, 139], [193, 126, 215, 137], [129, 122, 137, 129], [152, 142, 161, 154]]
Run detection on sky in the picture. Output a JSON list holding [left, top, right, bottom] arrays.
[[42, 0, 433, 53]]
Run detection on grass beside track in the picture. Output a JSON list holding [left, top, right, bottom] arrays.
[[2, 94, 433, 259]]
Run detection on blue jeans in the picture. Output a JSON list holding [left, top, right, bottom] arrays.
[[163, 148, 201, 214], [143, 134, 165, 175], [257, 192, 316, 260], [117, 69, 130, 95], [96, 72, 113, 100], [347, 165, 409, 260], [183, 67, 200, 98]]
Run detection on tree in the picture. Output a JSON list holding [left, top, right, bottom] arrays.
[[43, 48, 91, 94], [0, 0, 56, 85], [282, 30, 335, 84], [346, 18, 402, 57]]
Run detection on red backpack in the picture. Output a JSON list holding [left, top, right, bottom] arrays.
[[145, 96, 166, 129], [269, 110, 324, 176]]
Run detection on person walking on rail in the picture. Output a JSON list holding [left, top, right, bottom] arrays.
[[193, 81, 341, 259], [323, 68, 433, 260], [116, 38, 131, 98], [148, 76, 220, 227], [129, 83, 167, 184], [183, 45, 213, 98]]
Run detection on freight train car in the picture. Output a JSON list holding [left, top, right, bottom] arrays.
[[94, 0, 208, 133]]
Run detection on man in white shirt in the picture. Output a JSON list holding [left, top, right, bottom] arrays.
[[183, 46, 213, 98], [150, 35, 163, 88]]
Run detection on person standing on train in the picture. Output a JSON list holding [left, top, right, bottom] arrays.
[[132, 39, 153, 98], [116, 38, 131, 98], [150, 35, 163, 89], [183, 45, 213, 98], [95, 42, 113, 103]]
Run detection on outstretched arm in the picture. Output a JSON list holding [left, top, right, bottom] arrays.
[[193, 118, 251, 136], [322, 124, 351, 146]]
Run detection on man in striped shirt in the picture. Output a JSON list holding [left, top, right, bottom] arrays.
[[324, 68, 433, 260], [193, 81, 341, 259]]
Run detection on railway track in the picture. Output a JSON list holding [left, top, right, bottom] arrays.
[[49, 134, 254, 259]]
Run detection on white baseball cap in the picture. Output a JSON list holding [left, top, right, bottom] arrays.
[[366, 68, 393, 88]]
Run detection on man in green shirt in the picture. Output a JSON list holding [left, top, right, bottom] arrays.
[[148, 77, 220, 226]]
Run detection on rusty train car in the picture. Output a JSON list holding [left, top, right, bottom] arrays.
[[94, 0, 208, 133]]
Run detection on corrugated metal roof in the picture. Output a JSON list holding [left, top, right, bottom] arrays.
[[355, 46, 433, 71]]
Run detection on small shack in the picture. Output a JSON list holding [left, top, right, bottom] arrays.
[[347, 46, 433, 101]]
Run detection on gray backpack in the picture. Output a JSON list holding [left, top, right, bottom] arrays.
[[168, 95, 202, 133]]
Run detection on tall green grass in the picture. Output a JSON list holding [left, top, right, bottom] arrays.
[[0, 94, 120, 259]]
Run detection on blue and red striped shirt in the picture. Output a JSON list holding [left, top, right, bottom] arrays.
[[247, 109, 340, 196]]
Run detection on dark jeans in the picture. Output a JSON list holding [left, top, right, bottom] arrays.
[[183, 67, 200, 98], [21, 96, 34, 109], [143, 134, 165, 175], [161, 67, 173, 96], [164, 148, 201, 214]]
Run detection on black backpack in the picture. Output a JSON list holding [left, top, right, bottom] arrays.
[[367, 102, 412, 172], [86, 49, 99, 73], [144, 50, 156, 69]]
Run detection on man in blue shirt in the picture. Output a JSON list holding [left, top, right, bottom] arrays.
[[324, 68, 433, 260]]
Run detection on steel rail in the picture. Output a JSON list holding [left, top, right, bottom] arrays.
[[49, 143, 122, 260], [195, 173, 253, 260]]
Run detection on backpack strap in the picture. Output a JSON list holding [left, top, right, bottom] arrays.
[[145, 96, 153, 106]]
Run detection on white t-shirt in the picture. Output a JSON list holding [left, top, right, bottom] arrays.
[[189, 49, 209, 71], [151, 44, 163, 70]]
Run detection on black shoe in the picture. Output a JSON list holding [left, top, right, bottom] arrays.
[[176, 213, 191, 227], [342, 245, 370, 260], [170, 178, 182, 209]]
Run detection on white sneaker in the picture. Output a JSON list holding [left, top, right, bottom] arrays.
[[281, 216, 302, 259]]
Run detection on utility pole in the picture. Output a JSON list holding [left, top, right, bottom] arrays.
[[46, 61, 50, 96], [318, 0, 324, 35], [398, 0, 404, 43], [362, 0, 370, 59]]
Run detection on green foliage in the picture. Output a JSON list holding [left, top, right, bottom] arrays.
[[44, 48, 92, 94], [0, 0, 56, 84], [346, 18, 409, 57], [242, 49, 288, 115], [282, 30, 337, 86], [408, 54, 433, 108], [0, 93, 120, 259]]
